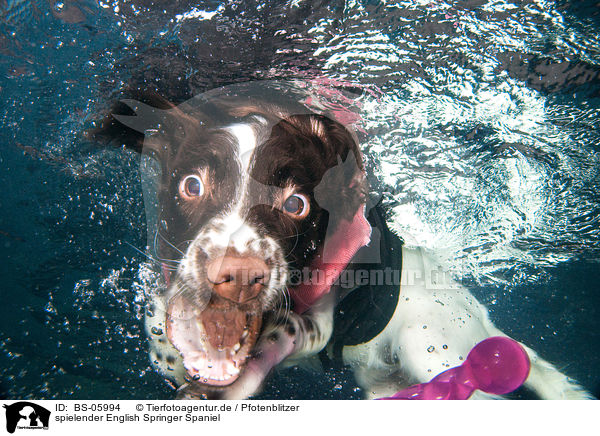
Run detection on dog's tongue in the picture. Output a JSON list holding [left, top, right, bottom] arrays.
[[290, 206, 371, 313], [201, 307, 247, 350]]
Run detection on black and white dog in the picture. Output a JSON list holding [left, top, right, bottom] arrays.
[[96, 83, 591, 400]]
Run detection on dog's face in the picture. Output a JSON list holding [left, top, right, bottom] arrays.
[[105, 96, 366, 391]]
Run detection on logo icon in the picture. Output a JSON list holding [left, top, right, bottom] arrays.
[[3, 402, 50, 434]]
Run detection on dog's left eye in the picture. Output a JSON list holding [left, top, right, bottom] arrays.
[[179, 175, 205, 199], [282, 193, 310, 218]]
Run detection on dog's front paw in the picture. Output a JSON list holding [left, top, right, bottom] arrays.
[[219, 319, 299, 400]]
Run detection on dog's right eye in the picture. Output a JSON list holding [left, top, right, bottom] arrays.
[[282, 193, 310, 219], [179, 175, 205, 200]]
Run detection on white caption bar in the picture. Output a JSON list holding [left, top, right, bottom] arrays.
[[0, 400, 596, 436]]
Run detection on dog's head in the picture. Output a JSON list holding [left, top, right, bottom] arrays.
[[96, 88, 369, 390]]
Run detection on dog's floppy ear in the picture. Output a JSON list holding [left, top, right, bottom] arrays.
[[90, 91, 193, 160], [111, 99, 168, 135]]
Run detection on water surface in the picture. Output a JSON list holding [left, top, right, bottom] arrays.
[[1, 0, 599, 399]]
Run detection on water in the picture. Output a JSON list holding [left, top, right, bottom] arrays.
[[1, 0, 599, 399]]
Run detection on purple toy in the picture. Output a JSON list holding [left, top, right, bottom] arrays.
[[379, 336, 530, 400]]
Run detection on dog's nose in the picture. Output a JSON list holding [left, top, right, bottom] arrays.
[[206, 256, 270, 303]]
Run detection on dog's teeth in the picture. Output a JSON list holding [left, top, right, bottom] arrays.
[[233, 342, 241, 352], [226, 362, 240, 376], [192, 360, 206, 371], [241, 329, 249, 340]]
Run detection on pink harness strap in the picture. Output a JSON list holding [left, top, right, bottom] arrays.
[[290, 206, 371, 313]]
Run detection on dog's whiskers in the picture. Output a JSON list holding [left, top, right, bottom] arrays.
[[170, 281, 195, 304], [151, 227, 187, 257], [274, 286, 291, 326], [124, 241, 179, 268], [140, 228, 186, 270], [154, 253, 182, 268], [157, 230, 186, 256]]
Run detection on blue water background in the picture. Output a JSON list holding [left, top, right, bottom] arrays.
[[0, 0, 599, 399]]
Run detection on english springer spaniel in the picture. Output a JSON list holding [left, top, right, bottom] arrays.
[[95, 83, 591, 400]]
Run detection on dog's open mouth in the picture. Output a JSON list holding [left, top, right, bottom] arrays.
[[166, 294, 263, 387]]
